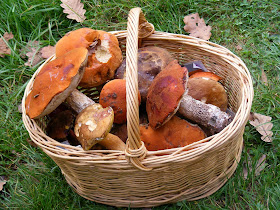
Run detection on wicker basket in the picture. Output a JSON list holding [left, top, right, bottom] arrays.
[[22, 8, 253, 208]]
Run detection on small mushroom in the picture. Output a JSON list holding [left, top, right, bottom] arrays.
[[55, 28, 123, 88], [140, 116, 206, 151], [146, 60, 231, 134], [188, 77, 228, 111], [115, 46, 174, 102], [99, 79, 141, 124], [189, 71, 222, 82], [74, 103, 125, 151]]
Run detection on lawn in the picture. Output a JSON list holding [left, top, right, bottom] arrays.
[[0, 0, 279, 209]]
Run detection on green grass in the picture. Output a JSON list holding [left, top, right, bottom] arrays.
[[0, 0, 279, 209]]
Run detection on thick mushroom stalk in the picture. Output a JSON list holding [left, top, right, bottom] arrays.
[[178, 93, 230, 134]]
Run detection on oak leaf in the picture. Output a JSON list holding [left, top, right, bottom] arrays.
[[25, 47, 42, 67], [243, 154, 267, 179], [249, 112, 273, 142], [183, 13, 212, 40], [260, 68, 268, 86], [60, 0, 86, 23], [0, 32, 14, 57], [40, 45, 55, 59]]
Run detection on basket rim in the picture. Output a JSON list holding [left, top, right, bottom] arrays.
[[22, 30, 254, 165]]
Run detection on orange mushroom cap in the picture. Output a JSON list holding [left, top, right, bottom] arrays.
[[189, 71, 222, 81], [55, 28, 123, 87], [140, 116, 206, 151], [99, 79, 141, 124], [25, 47, 88, 119], [146, 60, 188, 129]]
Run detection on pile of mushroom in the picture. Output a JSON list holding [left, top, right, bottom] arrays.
[[25, 27, 234, 152]]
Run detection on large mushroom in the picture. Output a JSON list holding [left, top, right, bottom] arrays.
[[140, 115, 206, 151], [25, 47, 125, 151], [25, 47, 88, 119], [55, 28, 123, 88], [146, 60, 231, 134]]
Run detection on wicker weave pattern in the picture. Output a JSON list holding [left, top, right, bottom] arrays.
[[22, 8, 253, 207]]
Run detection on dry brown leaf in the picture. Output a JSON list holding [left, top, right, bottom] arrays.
[[60, 0, 86, 23], [0, 32, 14, 57], [183, 13, 212, 40], [249, 112, 273, 142], [236, 44, 243, 50], [0, 176, 8, 192], [255, 154, 267, 176], [0, 181, 6, 191], [243, 154, 267, 179], [25, 47, 42, 67], [40, 45, 55, 59], [261, 68, 268, 86]]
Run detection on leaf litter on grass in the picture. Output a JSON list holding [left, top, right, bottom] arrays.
[[183, 13, 212, 40], [0, 32, 13, 57], [249, 112, 273, 142], [60, 0, 86, 23]]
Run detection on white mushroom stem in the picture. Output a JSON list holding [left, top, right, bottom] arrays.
[[66, 89, 95, 113], [178, 93, 231, 134]]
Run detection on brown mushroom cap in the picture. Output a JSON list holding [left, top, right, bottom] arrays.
[[146, 60, 188, 129], [99, 79, 141, 124], [115, 46, 174, 101], [187, 77, 228, 111], [25, 47, 88, 119], [74, 103, 114, 150], [55, 28, 123, 87], [140, 116, 206, 151]]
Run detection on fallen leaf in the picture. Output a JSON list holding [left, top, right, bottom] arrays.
[[249, 112, 273, 142], [60, 0, 86, 23], [183, 13, 212, 40], [0, 176, 8, 191], [236, 44, 243, 50], [0, 32, 14, 57], [18, 103, 22, 113], [243, 154, 267, 179], [261, 68, 268, 86], [40, 45, 55, 59], [255, 154, 267, 176], [25, 47, 42, 67]]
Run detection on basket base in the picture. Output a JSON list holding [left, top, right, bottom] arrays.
[[62, 141, 243, 208]]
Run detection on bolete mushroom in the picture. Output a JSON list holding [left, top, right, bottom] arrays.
[[55, 28, 123, 88], [74, 103, 125, 151], [146, 59, 231, 134], [99, 79, 141, 124], [187, 77, 228, 111], [25, 47, 88, 119], [140, 115, 206, 151], [115, 46, 174, 102], [189, 71, 222, 81]]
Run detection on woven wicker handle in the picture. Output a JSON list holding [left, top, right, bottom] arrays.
[[125, 8, 154, 171]]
